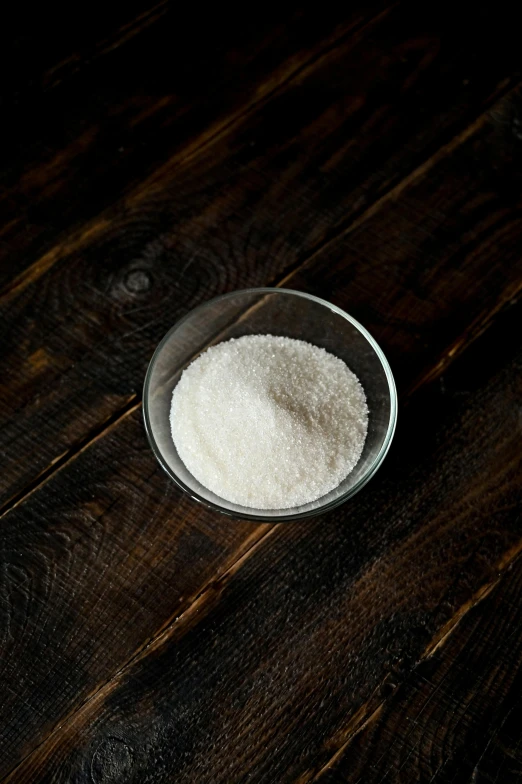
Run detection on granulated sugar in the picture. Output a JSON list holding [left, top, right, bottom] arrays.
[[170, 335, 368, 509]]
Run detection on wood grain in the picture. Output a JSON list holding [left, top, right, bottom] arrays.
[[0, 2, 386, 291], [0, 409, 268, 777], [0, 227, 515, 780], [2, 5, 522, 779], [2, 87, 522, 776], [2, 3, 522, 508], [315, 557, 522, 783], [6, 246, 521, 784]]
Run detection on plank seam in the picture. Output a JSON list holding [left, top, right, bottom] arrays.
[[0, 395, 140, 520]]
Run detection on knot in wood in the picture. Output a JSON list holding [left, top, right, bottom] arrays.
[[124, 268, 153, 294], [90, 737, 134, 783]]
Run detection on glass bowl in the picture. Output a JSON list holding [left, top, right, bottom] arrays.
[[143, 288, 397, 521]]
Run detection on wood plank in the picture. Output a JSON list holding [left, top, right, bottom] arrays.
[[0, 2, 386, 291], [1, 113, 522, 777], [6, 236, 521, 784], [2, 8, 522, 774], [315, 555, 522, 783], [2, 3, 522, 507]]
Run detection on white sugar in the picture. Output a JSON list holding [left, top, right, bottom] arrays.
[[170, 335, 368, 509]]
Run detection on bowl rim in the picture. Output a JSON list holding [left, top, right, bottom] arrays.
[[143, 287, 398, 521]]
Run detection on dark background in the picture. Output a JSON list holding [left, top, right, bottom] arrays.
[[0, 2, 521, 781]]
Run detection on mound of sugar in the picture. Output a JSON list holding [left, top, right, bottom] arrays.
[[170, 335, 368, 509]]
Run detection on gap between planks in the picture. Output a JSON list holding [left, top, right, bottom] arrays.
[[0, 3, 394, 303], [0, 395, 140, 520]]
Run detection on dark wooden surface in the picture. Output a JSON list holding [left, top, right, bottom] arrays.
[[0, 3, 521, 782]]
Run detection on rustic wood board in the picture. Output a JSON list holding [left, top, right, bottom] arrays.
[[1, 3, 522, 782], [1, 116, 522, 775], [6, 240, 521, 783], [2, 3, 522, 508]]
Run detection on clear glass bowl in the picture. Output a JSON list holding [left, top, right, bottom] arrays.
[[143, 288, 397, 521]]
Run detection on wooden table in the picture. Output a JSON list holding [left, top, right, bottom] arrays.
[[1, 3, 521, 781]]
